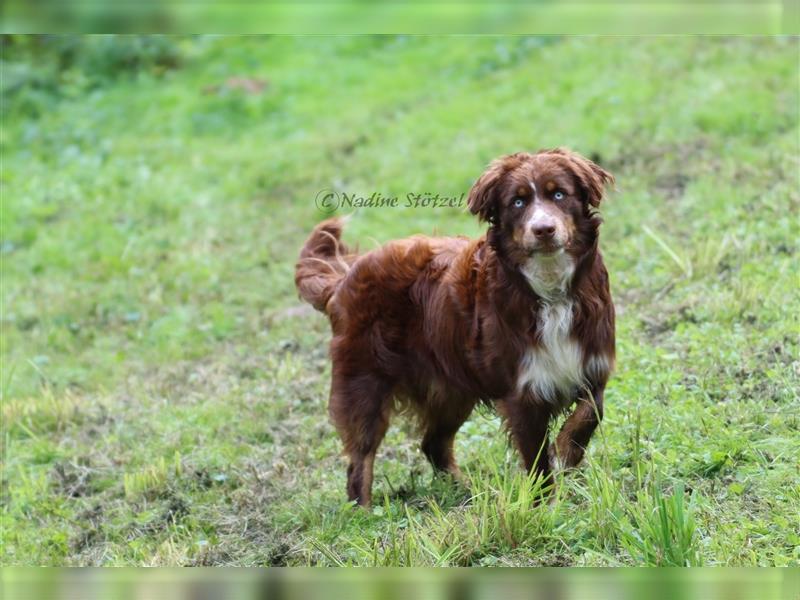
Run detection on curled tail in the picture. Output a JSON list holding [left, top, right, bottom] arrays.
[[295, 218, 355, 313]]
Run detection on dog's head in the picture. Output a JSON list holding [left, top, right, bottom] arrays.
[[468, 148, 613, 269]]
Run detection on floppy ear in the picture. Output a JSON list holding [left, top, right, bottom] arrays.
[[573, 154, 614, 208], [467, 159, 506, 223]]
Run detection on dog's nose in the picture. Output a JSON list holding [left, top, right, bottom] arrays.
[[531, 223, 556, 239]]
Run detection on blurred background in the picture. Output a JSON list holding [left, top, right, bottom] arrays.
[[2, 36, 798, 567], [3, 568, 799, 600], [0, 2, 789, 34]]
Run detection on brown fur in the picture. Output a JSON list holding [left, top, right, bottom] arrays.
[[295, 148, 615, 506]]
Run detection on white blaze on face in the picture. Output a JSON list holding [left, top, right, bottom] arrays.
[[530, 181, 540, 200], [524, 180, 568, 249], [526, 181, 550, 230]]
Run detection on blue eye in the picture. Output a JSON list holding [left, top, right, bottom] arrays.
[[513, 198, 525, 208], [554, 191, 564, 201]]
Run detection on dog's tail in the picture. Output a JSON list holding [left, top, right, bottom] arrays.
[[295, 217, 355, 314]]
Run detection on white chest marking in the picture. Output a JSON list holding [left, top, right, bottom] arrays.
[[517, 252, 612, 406], [517, 301, 584, 407]]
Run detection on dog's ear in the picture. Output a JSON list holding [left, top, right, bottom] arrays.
[[467, 158, 508, 223], [569, 152, 614, 208]]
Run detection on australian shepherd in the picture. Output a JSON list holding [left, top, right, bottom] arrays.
[[295, 148, 615, 506]]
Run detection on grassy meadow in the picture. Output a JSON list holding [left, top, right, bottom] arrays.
[[1, 35, 799, 566]]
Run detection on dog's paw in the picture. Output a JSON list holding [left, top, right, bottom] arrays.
[[548, 444, 567, 474]]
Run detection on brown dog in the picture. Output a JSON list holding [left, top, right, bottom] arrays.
[[295, 148, 615, 506]]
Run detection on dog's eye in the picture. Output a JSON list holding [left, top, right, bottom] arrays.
[[513, 198, 525, 208], [553, 191, 564, 201]]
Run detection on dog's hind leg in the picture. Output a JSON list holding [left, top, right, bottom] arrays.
[[329, 372, 392, 507], [551, 384, 604, 471]]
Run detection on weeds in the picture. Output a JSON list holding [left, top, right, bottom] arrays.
[[123, 452, 183, 500], [616, 480, 702, 566]]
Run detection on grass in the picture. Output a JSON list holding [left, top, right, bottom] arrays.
[[1, 35, 799, 566]]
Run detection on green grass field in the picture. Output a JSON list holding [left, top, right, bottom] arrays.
[[2, 35, 799, 566]]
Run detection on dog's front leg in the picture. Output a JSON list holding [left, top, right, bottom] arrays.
[[497, 394, 553, 483], [551, 383, 605, 471]]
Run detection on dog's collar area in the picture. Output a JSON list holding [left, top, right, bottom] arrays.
[[520, 251, 575, 303]]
